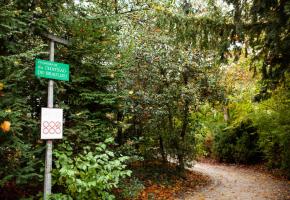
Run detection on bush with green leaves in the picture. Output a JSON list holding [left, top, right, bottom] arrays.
[[252, 86, 290, 177], [52, 138, 131, 200], [213, 119, 261, 164]]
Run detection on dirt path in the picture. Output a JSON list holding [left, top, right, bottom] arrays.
[[180, 162, 290, 200]]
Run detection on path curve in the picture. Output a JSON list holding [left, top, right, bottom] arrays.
[[182, 162, 290, 200]]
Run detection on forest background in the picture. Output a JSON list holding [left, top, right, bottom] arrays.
[[0, 0, 289, 199]]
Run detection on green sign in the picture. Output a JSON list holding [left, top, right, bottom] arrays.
[[35, 59, 69, 81]]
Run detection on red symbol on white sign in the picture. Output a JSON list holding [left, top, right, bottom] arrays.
[[43, 121, 61, 134], [41, 108, 63, 139]]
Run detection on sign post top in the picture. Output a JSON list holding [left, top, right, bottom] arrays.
[[43, 33, 70, 45]]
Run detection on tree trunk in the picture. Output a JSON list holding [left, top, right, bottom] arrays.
[[159, 135, 166, 163], [180, 101, 189, 138], [167, 105, 174, 131], [223, 106, 230, 123], [177, 153, 185, 173], [176, 70, 190, 172], [114, 0, 118, 14], [115, 111, 123, 145]]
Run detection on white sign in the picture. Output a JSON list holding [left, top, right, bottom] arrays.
[[41, 108, 63, 139]]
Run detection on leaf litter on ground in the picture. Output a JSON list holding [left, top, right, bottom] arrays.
[[122, 160, 211, 200]]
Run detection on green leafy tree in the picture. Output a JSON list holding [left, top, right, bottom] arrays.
[[0, 0, 62, 194], [116, 1, 223, 171], [0, 0, 132, 198]]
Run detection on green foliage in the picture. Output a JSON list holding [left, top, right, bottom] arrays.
[[1, 0, 289, 197], [119, 9, 224, 169], [252, 86, 290, 176], [194, 130, 214, 158], [235, 0, 290, 90], [52, 139, 131, 200], [186, 104, 225, 159], [49, 193, 73, 200], [0, 0, 129, 198], [213, 119, 261, 164], [0, 1, 48, 192]]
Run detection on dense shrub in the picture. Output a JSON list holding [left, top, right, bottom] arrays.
[[253, 87, 290, 177], [213, 119, 261, 164], [52, 139, 131, 200]]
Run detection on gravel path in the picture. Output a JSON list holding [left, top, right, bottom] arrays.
[[181, 162, 290, 200]]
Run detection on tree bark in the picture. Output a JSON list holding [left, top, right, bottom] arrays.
[[114, 0, 118, 14], [177, 70, 190, 172], [167, 104, 174, 132], [177, 99, 190, 172], [159, 135, 166, 163], [115, 111, 123, 145], [223, 106, 230, 123]]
